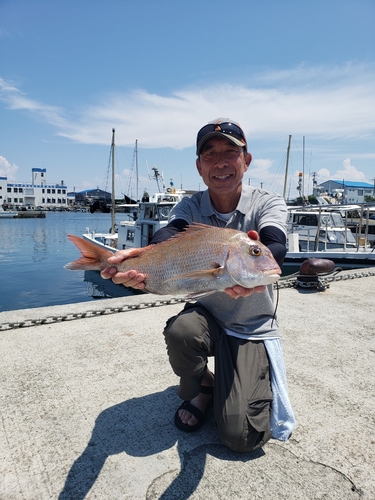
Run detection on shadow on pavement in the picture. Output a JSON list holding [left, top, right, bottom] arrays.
[[58, 387, 263, 499]]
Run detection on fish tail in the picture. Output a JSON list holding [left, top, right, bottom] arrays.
[[65, 235, 114, 270]]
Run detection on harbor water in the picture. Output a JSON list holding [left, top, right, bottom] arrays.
[[0, 211, 138, 312]]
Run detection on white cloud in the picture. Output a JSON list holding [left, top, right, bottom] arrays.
[[248, 158, 274, 178], [0, 156, 18, 180], [315, 168, 332, 183], [316, 159, 367, 183], [0, 77, 67, 127], [333, 158, 367, 182], [1, 63, 375, 150]]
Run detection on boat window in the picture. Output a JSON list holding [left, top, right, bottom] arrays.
[[126, 229, 135, 242], [144, 207, 154, 220], [330, 213, 344, 226], [296, 215, 317, 226], [158, 205, 172, 220]]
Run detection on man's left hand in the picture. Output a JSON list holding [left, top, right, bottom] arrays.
[[224, 285, 266, 299]]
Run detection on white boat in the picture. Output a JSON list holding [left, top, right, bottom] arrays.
[[83, 187, 186, 251], [286, 206, 357, 252], [83, 130, 186, 251], [115, 188, 185, 250], [285, 204, 375, 268], [0, 206, 18, 218]]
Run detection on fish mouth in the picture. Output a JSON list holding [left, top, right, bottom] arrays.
[[263, 268, 281, 281]]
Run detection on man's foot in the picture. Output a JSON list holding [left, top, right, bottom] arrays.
[[174, 370, 214, 432]]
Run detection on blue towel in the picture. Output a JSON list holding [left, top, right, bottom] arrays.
[[264, 338, 296, 441]]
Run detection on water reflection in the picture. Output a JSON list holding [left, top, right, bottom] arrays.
[[84, 270, 144, 299], [32, 228, 48, 262]]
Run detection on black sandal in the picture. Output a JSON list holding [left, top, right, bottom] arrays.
[[174, 385, 214, 433]]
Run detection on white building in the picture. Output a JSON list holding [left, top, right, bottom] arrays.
[[0, 168, 70, 209], [314, 180, 375, 204]]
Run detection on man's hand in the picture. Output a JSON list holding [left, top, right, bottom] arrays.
[[100, 248, 146, 290], [224, 285, 266, 299]]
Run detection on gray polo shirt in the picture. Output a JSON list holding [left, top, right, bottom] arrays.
[[169, 184, 288, 338]]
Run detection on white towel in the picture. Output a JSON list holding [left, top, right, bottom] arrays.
[[264, 338, 296, 441]]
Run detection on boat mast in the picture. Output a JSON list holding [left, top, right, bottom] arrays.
[[135, 139, 139, 202], [111, 128, 116, 234], [302, 136, 305, 201], [283, 135, 292, 200]]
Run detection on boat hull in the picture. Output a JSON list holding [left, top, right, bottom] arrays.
[[284, 249, 375, 269]]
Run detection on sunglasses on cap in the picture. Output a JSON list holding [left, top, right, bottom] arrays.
[[196, 121, 246, 150]]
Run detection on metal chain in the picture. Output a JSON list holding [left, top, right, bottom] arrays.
[[1, 269, 375, 331], [0, 298, 189, 332], [277, 268, 375, 289]]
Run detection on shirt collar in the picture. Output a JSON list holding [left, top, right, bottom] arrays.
[[236, 184, 254, 214], [201, 190, 216, 216], [201, 184, 254, 216]]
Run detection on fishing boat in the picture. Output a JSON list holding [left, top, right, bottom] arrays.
[[285, 204, 375, 268], [114, 185, 185, 250], [83, 130, 186, 251], [286, 206, 357, 251], [0, 206, 18, 218]]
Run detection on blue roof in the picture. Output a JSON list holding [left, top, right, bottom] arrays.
[[75, 188, 111, 195], [332, 180, 373, 188]]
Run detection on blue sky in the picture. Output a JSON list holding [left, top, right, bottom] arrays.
[[1, 0, 374, 200]]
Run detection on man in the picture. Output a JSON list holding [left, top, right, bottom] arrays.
[[102, 118, 295, 452]]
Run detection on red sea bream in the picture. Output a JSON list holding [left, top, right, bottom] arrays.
[[65, 223, 281, 297]]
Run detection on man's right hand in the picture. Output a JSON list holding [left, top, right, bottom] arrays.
[[100, 248, 146, 290]]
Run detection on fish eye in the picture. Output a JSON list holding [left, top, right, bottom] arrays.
[[249, 246, 262, 257]]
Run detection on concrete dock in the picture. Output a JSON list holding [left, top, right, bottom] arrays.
[[1, 270, 374, 499]]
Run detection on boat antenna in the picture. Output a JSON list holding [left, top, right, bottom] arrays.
[[149, 166, 164, 192]]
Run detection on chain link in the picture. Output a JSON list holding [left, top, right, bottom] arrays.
[[0, 297, 189, 332], [1, 269, 375, 331], [277, 268, 375, 289]]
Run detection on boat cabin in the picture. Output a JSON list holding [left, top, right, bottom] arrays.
[[117, 201, 176, 249], [287, 208, 356, 251]]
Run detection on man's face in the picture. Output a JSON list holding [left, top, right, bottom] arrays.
[[196, 136, 252, 197]]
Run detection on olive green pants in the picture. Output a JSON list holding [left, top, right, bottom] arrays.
[[163, 303, 272, 453]]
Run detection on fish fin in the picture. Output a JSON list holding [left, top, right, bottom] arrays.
[[65, 235, 114, 270], [185, 222, 213, 231], [166, 222, 214, 241], [166, 266, 225, 281]]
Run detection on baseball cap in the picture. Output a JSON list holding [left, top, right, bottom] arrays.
[[196, 118, 247, 155]]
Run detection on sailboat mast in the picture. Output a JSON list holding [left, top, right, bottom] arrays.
[[302, 136, 305, 201], [135, 139, 138, 201], [111, 128, 116, 234], [283, 135, 292, 200]]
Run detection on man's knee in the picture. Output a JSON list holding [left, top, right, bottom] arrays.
[[163, 313, 195, 350], [217, 401, 272, 453]]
